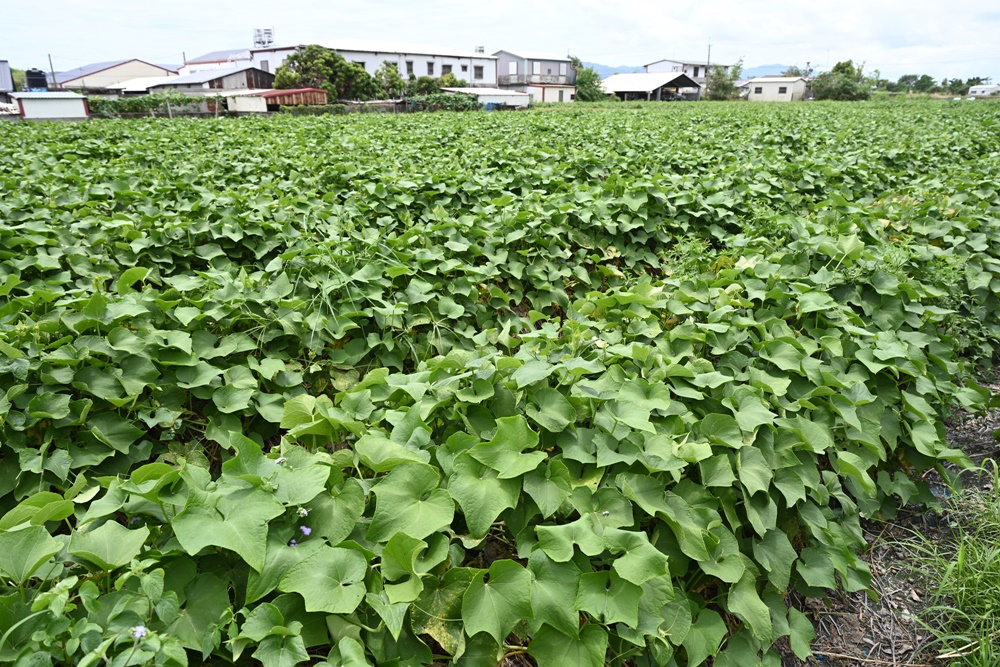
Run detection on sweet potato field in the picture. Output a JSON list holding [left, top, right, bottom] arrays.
[[1, 102, 1000, 667]]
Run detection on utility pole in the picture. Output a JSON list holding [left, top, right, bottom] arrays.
[[47, 54, 58, 89], [705, 41, 711, 100]]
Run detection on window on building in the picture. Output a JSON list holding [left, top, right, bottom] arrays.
[[442, 64, 452, 75], [693, 66, 700, 78], [260, 60, 269, 73], [559, 63, 567, 76], [427, 62, 434, 76], [474, 65, 484, 80], [406, 61, 414, 76], [508, 61, 517, 75], [461, 64, 468, 72], [778, 86, 788, 94], [558, 89, 564, 101], [547, 68, 552, 74], [754, 87, 763, 94], [354, 61, 366, 70], [532, 61, 541, 75]]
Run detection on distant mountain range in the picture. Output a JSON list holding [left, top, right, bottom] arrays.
[[581, 62, 643, 79], [585, 62, 794, 80]]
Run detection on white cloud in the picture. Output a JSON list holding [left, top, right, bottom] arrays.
[[3, 0, 997, 81]]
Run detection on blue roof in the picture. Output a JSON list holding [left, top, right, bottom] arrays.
[[51, 59, 176, 85]]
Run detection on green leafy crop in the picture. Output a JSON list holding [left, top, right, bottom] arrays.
[[1, 101, 999, 666]]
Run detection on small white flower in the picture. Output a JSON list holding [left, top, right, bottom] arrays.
[[297, 507, 309, 517], [275, 457, 287, 465], [132, 626, 147, 640]]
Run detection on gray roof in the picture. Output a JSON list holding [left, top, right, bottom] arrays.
[[0, 60, 12, 93], [747, 76, 806, 83], [11, 91, 85, 99], [187, 49, 251, 64], [148, 62, 259, 87], [602, 71, 701, 93], [253, 40, 497, 60], [645, 57, 729, 68], [51, 59, 177, 85]]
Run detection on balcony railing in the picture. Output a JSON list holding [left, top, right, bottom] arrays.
[[499, 74, 574, 86]]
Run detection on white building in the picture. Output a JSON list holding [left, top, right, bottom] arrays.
[[51, 60, 177, 89], [969, 84, 1000, 97], [0, 60, 13, 103], [250, 40, 498, 87], [179, 49, 252, 76], [441, 87, 529, 108], [11, 92, 89, 120], [747, 77, 808, 101], [645, 57, 730, 97], [493, 50, 576, 102]]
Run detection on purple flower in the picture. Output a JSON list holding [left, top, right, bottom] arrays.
[[132, 626, 147, 640], [299, 526, 312, 536], [288, 539, 298, 547]]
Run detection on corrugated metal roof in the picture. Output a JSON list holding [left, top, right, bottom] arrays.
[[0, 60, 13, 93], [645, 57, 729, 68], [442, 87, 529, 96], [602, 72, 700, 93], [11, 91, 85, 99], [148, 63, 258, 87], [747, 77, 805, 83], [187, 49, 251, 64], [51, 59, 177, 85], [107, 75, 180, 92], [494, 49, 570, 62]]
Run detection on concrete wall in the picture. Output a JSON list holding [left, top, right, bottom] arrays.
[[227, 96, 268, 113], [522, 85, 576, 102], [62, 61, 173, 89], [748, 79, 807, 102], [252, 47, 497, 86], [19, 98, 89, 120]]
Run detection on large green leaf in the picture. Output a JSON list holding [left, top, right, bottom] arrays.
[[368, 462, 454, 542], [68, 521, 149, 570], [279, 546, 368, 614], [528, 624, 607, 667], [461, 560, 532, 644], [0, 526, 61, 583]]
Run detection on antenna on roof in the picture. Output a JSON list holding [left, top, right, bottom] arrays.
[[254, 28, 275, 48]]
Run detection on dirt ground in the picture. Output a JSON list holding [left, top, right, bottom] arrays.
[[790, 379, 1000, 667]]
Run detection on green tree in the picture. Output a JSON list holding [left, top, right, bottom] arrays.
[[570, 57, 606, 102], [706, 59, 744, 101], [812, 60, 870, 101], [437, 72, 467, 89], [782, 63, 814, 78], [373, 60, 406, 99], [408, 75, 439, 96], [10, 68, 25, 91], [912, 74, 936, 93], [274, 44, 377, 101], [895, 74, 918, 92]]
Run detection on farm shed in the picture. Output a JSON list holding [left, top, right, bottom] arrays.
[[11, 92, 89, 120], [440, 87, 529, 108], [51, 59, 177, 90], [969, 84, 1000, 97], [148, 64, 274, 93], [225, 88, 329, 114], [601, 72, 700, 101], [107, 75, 182, 96], [747, 77, 808, 101]]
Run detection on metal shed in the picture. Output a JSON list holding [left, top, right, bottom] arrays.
[[601, 72, 701, 101], [261, 88, 328, 106], [10, 92, 89, 120]]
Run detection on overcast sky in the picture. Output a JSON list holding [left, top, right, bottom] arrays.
[[4, 0, 998, 82]]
